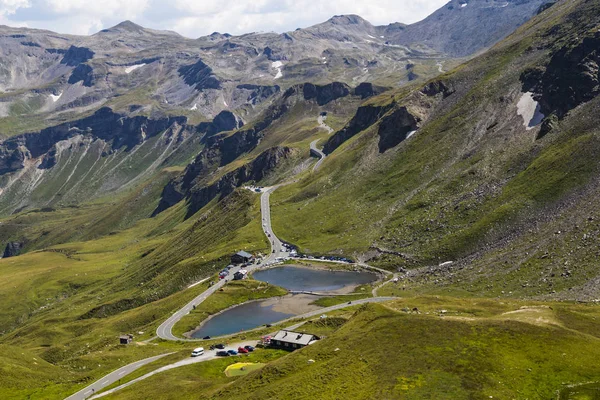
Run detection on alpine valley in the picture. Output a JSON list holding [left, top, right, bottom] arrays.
[[4, 1, 600, 399]]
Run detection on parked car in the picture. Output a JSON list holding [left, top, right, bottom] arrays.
[[244, 345, 255, 352], [216, 351, 229, 357], [215, 344, 225, 349], [202, 336, 210, 340], [227, 349, 238, 355], [191, 347, 204, 357], [238, 347, 249, 354]]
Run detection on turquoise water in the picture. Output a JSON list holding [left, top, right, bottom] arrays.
[[190, 300, 293, 338], [253, 266, 377, 292], [190, 266, 377, 338]]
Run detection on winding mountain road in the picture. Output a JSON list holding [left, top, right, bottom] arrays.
[[156, 186, 290, 342], [310, 114, 334, 172], [66, 135, 397, 399], [65, 353, 175, 400], [310, 140, 326, 172], [87, 297, 396, 399], [89, 341, 258, 399]]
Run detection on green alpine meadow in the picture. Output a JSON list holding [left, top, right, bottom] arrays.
[[1, 0, 600, 398]]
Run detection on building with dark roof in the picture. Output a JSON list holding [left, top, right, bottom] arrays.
[[268, 330, 320, 350], [231, 250, 253, 264]]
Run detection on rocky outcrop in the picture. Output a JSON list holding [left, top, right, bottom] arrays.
[[68, 63, 94, 86], [324, 79, 451, 155], [153, 98, 291, 216], [3, 241, 23, 258], [198, 110, 244, 137], [420, 80, 455, 98], [377, 107, 421, 153], [0, 144, 28, 175], [302, 82, 351, 105], [155, 146, 292, 218], [60, 45, 94, 66], [0, 108, 190, 175], [522, 32, 600, 118], [354, 82, 390, 99], [324, 102, 395, 154], [235, 84, 280, 105], [178, 59, 221, 90]]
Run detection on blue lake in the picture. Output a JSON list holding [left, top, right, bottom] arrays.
[[253, 265, 377, 292], [189, 266, 377, 339], [190, 299, 294, 338]]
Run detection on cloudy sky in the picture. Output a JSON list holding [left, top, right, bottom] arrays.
[[0, 0, 449, 37]]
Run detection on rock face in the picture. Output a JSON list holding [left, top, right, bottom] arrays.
[[3, 242, 23, 258], [324, 79, 452, 154], [0, 107, 189, 175], [354, 82, 390, 99], [324, 103, 395, 154], [302, 82, 351, 105], [235, 84, 280, 105], [377, 107, 420, 153], [199, 110, 244, 137], [522, 32, 600, 118], [60, 45, 94, 66], [68, 63, 94, 86], [156, 146, 292, 218], [178, 59, 221, 90]]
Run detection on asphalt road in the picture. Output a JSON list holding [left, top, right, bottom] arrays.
[[310, 140, 326, 172], [66, 136, 397, 399], [269, 296, 396, 328], [89, 340, 258, 399], [64, 352, 174, 400], [156, 186, 290, 342]]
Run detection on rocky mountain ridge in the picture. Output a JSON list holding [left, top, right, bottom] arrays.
[[0, 0, 546, 139]]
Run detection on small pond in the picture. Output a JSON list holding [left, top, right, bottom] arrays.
[[252, 265, 377, 293], [189, 266, 377, 339], [190, 298, 295, 339]]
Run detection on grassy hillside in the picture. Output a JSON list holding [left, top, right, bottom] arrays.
[[99, 299, 600, 399], [269, 0, 600, 300], [206, 301, 600, 400], [0, 187, 268, 398]]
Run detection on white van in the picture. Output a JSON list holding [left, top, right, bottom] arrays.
[[191, 347, 204, 357]]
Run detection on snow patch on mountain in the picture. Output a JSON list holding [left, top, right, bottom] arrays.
[[50, 92, 62, 102], [517, 92, 545, 130], [272, 61, 283, 79], [125, 64, 146, 74]]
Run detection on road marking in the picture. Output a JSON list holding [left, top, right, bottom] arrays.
[[118, 371, 127, 376], [84, 390, 92, 395], [101, 380, 109, 385]]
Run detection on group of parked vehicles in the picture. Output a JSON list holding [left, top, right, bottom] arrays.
[[191, 344, 255, 357], [290, 253, 354, 263]]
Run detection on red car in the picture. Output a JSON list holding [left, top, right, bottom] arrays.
[[237, 347, 249, 354]]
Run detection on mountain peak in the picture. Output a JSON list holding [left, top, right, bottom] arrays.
[[327, 15, 370, 26], [99, 20, 146, 34]]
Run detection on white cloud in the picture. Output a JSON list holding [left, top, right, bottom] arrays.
[[0, 0, 30, 16], [0, 0, 449, 36], [44, 0, 149, 18]]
